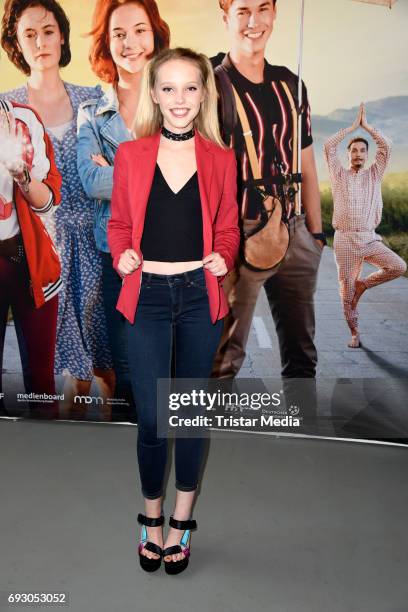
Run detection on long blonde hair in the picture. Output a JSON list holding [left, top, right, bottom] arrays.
[[134, 47, 225, 148]]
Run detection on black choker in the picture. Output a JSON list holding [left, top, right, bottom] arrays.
[[161, 126, 195, 141]]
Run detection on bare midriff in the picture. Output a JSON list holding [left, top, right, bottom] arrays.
[[142, 260, 203, 275]]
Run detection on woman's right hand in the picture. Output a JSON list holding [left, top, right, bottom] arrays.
[[118, 249, 141, 276]]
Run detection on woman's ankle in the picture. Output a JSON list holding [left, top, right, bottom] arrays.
[[144, 496, 163, 518]]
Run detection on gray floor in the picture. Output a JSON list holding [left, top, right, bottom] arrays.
[[0, 419, 407, 612]]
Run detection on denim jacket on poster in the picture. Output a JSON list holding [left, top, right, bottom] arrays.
[[77, 86, 132, 252]]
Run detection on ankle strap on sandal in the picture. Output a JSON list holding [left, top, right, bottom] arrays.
[[169, 516, 197, 531], [137, 513, 164, 527]]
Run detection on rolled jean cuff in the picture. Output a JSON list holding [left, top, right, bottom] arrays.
[[175, 482, 198, 493], [142, 488, 163, 500]]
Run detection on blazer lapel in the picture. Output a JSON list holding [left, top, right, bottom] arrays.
[[131, 132, 160, 244], [195, 133, 214, 256]]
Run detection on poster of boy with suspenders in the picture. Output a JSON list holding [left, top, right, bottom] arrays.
[[211, 0, 325, 382]]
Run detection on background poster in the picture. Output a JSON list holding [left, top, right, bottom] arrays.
[[1, 0, 407, 442]]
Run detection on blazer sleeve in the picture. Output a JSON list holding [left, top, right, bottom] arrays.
[[213, 148, 240, 273], [107, 144, 133, 272]]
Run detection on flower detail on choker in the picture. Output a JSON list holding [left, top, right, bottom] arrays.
[[161, 126, 195, 141]]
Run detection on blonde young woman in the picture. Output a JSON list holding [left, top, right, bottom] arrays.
[[108, 48, 240, 575]]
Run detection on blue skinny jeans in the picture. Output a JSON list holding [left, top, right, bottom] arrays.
[[126, 267, 223, 499]]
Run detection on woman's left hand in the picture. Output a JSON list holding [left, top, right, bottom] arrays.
[[202, 252, 227, 277]]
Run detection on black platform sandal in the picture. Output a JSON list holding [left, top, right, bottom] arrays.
[[137, 513, 164, 573], [162, 516, 197, 575]]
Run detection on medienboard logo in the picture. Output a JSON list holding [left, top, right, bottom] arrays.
[[74, 395, 104, 405]]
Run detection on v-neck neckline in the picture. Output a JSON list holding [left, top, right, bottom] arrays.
[[156, 164, 197, 195]]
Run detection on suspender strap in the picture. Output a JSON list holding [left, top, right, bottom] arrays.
[[230, 83, 263, 182], [230, 80, 302, 215], [281, 82, 301, 215]]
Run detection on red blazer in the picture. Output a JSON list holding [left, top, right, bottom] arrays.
[[108, 131, 240, 324]]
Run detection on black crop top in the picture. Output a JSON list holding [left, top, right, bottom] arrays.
[[140, 164, 204, 262]]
